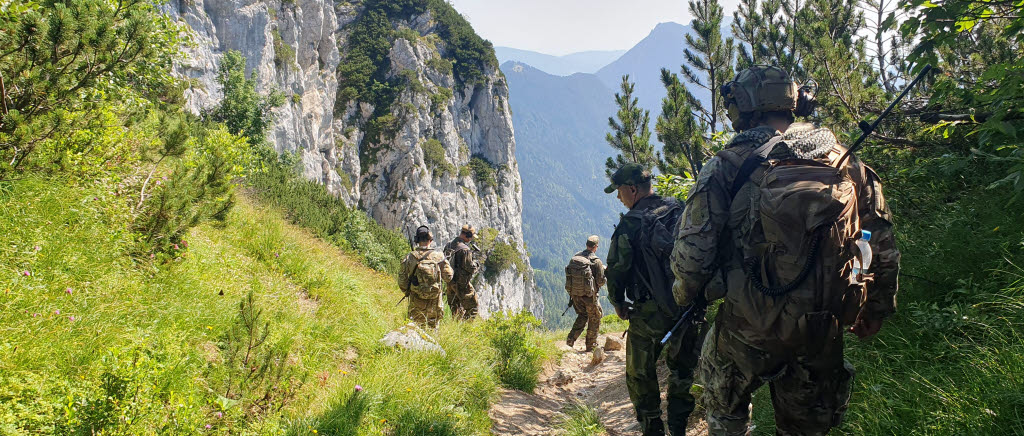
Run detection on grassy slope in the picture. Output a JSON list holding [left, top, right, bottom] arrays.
[[0, 177, 502, 435]]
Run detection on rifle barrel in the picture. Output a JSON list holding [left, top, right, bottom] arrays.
[[836, 64, 932, 168]]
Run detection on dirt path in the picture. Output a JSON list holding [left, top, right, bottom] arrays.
[[490, 332, 708, 436]]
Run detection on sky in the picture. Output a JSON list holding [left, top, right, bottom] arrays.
[[447, 0, 741, 56]]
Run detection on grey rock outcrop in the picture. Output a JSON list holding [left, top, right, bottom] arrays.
[[164, 0, 541, 317]]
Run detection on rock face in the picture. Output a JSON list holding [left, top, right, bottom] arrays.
[[164, 0, 541, 317]]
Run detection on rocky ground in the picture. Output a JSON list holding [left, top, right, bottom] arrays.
[[490, 333, 708, 436]]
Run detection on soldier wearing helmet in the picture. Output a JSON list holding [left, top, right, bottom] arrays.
[[670, 66, 901, 435]]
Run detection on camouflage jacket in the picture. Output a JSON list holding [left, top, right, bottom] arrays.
[[606, 195, 671, 309], [670, 124, 900, 322], [444, 238, 478, 284]]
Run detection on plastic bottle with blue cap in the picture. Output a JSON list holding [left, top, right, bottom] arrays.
[[852, 229, 873, 280]]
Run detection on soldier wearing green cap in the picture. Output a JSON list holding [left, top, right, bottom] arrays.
[[670, 65, 901, 435], [605, 163, 704, 436]]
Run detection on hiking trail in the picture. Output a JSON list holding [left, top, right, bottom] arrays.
[[489, 332, 708, 435]]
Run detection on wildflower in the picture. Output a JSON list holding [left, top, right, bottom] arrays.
[[22, 271, 30, 277], [215, 412, 223, 419], [354, 384, 363, 392], [34, 246, 41, 251], [150, 254, 155, 259], [173, 244, 179, 250], [66, 288, 73, 294], [69, 316, 76, 321], [206, 326, 213, 330], [312, 431, 318, 434], [55, 309, 60, 315], [380, 419, 387, 424], [205, 424, 211, 429], [32, 313, 39, 317], [274, 252, 280, 258], [182, 240, 189, 248], [406, 388, 411, 392]]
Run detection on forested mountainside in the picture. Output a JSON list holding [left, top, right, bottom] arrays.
[[503, 62, 620, 326], [165, 0, 541, 316]]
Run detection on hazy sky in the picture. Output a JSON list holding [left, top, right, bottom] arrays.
[[448, 0, 741, 55]]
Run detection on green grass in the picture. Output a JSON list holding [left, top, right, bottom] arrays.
[[556, 401, 605, 436], [0, 176, 546, 435]]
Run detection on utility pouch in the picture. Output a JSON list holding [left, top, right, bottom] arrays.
[[799, 311, 838, 355]]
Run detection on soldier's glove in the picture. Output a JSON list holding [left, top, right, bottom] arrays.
[[614, 304, 630, 321]]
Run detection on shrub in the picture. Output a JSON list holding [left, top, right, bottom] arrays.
[[272, 29, 297, 68], [430, 88, 454, 113], [421, 138, 454, 176], [245, 151, 407, 274], [653, 173, 695, 201], [468, 156, 498, 190], [484, 239, 524, 282], [218, 290, 305, 417], [0, 0, 184, 177], [486, 312, 543, 392], [131, 122, 249, 258], [394, 26, 420, 43]]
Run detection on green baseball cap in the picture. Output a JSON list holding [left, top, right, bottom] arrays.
[[604, 163, 652, 194]]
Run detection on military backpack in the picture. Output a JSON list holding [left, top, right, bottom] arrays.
[[624, 197, 684, 317], [410, 252, 445, 299], [720, 134, 865, 345], [564, 254, 596, 297]]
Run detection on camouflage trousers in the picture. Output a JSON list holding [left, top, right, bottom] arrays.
[[445, 280, 478, 320], [407, 293, 443, 329], [626, 300, 705, 436], [699, 319, 854, 436], [566, 295, 602, 350]]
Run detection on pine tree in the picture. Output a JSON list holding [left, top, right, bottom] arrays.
[[604, 75, 656, 176], [656, 69, 707, 176], [680, 0, 736, 135], [731, 0, 805, 77]]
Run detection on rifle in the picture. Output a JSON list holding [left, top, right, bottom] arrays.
[[561, 301, 573, 316], [660, 295, 708, 346], [396, 294, 408, 307], [835, 64, 932, 168]]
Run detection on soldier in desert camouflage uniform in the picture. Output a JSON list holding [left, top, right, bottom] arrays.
[[398, 226, 454, 328]]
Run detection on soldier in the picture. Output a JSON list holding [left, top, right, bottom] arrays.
[[565, 235, 607, 352], [444, 224, 480, 320], [670, 66, 901, 435], [605, 163, 704, 436], [398, 226, 454, 329]]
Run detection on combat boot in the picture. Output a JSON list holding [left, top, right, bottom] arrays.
[[640, 416, 666, 436]]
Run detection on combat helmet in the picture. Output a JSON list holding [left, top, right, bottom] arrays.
[[720, 66, 816, 130]]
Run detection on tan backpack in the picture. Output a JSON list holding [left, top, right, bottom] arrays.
[[410, 253, 444, 299], [723, 136, 864, 328], [565, 255, 596, 297]]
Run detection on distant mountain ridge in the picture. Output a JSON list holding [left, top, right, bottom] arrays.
[[496, 47, 627, 76]]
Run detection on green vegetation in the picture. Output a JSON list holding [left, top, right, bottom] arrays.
[[272, 29, 297, 69], [420, 138, 455, 176], [333, 0, 499, 170], [207, 50, 286, 147], [468, 156, 499, 190], [555, 401, 605, 436], [486, 312, 545, 392], [604, 75, 656, 176], [430, 88, 454, 113], [483, 240, 525, 282]]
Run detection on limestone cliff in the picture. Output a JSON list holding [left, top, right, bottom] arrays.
[[164, 0, 541, 317]]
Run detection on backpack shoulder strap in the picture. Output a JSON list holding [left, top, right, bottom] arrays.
[[728, 136, 786, 198]]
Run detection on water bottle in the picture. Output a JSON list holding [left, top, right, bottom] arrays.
[[852, 230, 873, 279]]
